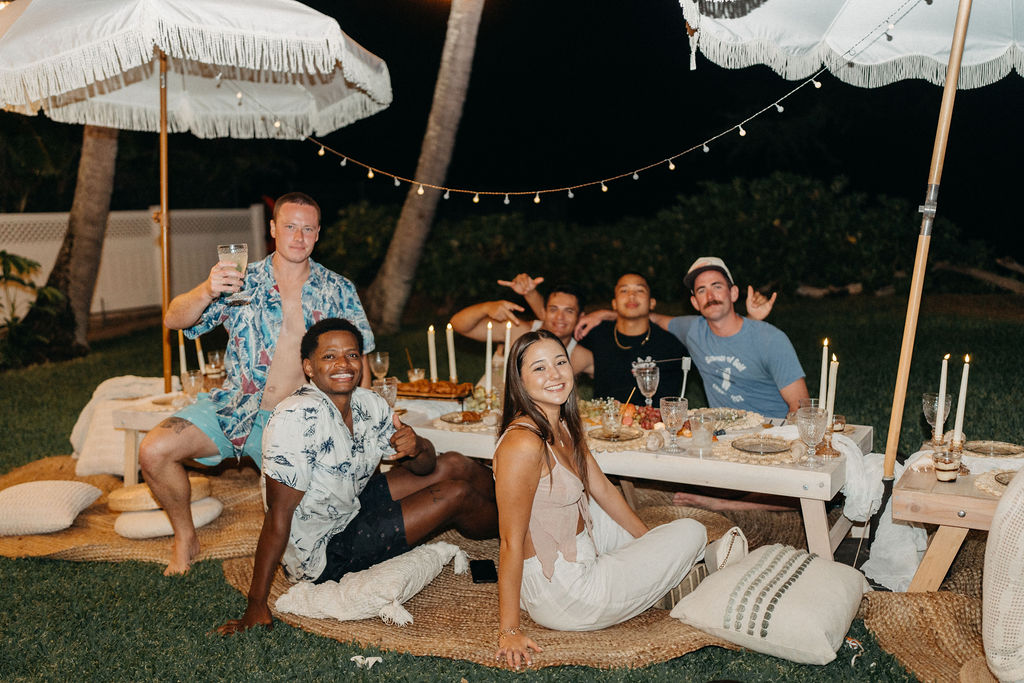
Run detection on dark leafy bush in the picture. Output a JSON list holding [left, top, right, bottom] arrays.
[[0, 251, 66, 369]]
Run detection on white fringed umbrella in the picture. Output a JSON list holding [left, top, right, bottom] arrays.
[[0, 0, 392, 388], [681, 0, 1022, 481]]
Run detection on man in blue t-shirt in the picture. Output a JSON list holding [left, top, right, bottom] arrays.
[[660, 257, 808, 418]]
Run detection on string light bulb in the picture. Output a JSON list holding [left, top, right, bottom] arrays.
[[702, 143, 710, 153], [236, 91, 243, 106], [317, 146, 325, 156], [775, 103, 784, 113], [472, 193, 480, 204], [567, 189, 574, 199], [340, 157, 347, 167], [738, 125, 747, 137], [885, 31, 893, 41], [601, 182, 608, 193], [632, 172, 640, 180], [533, 192, 540, 204], [366, 169, 374, 179], [444, 190, 450, 200], [393, 177, 400, 187], [668, 159, 676, 171], [214, 72, 223, 87], [273, 120, 281, 128], [504, 194, 510, 205], [812, 78, 822, 89], [417, 184, 425, 196]]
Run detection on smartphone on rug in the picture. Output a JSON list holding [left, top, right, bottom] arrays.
[[470, 559, 498, 583]]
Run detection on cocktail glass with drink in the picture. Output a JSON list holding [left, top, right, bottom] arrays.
[[369, 351, 389, 381], [217, 243, 248, 304], [688, 412, 713, 458], [660, 397, 687, 453], [180, 370, 204, 405]]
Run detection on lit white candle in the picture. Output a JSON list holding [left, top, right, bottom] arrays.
[[194, 337, 206, 375], [934, 353, 950, 442], [819, 338, 829, 401], [952, 354, 970, 445], [178, 330, 187, 374], [485, 321, 493, 394], [503, 321, 512, 378], [446, 322, 458, 382], [825, 354, 838, 426], [427, 325, 438, 383]]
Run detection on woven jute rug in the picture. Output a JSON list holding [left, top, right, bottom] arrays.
[[223, 505, 739, 669], [0, 456, 262, 564]]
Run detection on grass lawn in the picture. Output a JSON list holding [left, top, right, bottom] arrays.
[[1, 293, 1020, 680]]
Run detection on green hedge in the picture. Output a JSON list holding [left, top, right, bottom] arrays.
[[315, 172, 980, 310]]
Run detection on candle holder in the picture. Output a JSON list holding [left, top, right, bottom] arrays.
[[815, 425, 841, 459]]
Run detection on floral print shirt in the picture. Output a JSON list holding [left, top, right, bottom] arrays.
[[185, 255, 375, 458], [262, 384, 395, 582]]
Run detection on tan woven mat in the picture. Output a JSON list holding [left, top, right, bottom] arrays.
[[223, 506, 738, 669], [0, 456, 262, 563], [861, 591, 985, 683]]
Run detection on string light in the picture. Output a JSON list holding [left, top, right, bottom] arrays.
[[567, 189, 574, 199], [417, 184, 425, 195], [533, 192, 541, 204], [703, 143, 710, 153], [668, 159, 676, 170], [366, 168, 374, 179], [214, 72, 223, 88], [504, 194, 510, 205], [273, 120, 281, 128], [393, 177, 400, 187], [472, 193, 480, 204], [235, 91, 243, 106], [340, 157, 347, 167], [317, 146, 325, 156], [444, 190, 450, 200], [738, 125, 747, 137], [601, 182, 608, 193], [775, 103, 784, 113], [632, 172, 640, 180], [812, 78, 822, 88]]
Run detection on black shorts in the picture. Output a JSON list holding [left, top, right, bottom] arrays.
[[314, 473, 410, 584]]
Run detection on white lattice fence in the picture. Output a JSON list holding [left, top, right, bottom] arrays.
[[0, 205, 265, 318]]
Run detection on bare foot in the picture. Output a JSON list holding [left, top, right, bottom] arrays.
[[163, 535, 201, 576], [673, 491, 793, 512]]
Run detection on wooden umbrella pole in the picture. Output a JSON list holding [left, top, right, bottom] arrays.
[[882, 0, 973, 480], [160, 51, 172, 393]]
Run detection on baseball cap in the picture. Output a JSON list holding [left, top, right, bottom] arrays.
[[683, 256, 734, 291]]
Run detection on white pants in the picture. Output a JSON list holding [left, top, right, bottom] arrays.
[[520, 500, 707, 631]]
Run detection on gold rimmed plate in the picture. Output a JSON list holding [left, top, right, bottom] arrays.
[[994, 471, 1017, 486], [731, 435, 792, 455], [964, 440, 1024, 457], [589, 426, 643, 442], [440, 411, 482, 425]]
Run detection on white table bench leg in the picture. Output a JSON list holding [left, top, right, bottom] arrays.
[[800, 498, 833, 559], [123, 429, 140, 486]]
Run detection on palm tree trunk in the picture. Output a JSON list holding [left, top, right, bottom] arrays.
[[24, 124, 118, 357], [364, 0, 485, 333]]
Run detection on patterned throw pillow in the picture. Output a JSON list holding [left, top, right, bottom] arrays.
[[0, 481, 102, 535], [670, 544, 870, 665]]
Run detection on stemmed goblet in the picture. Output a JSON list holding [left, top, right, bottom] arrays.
[[372, 377, 398, 409], [634, 364, 660, 407], [922, 392, 952, 444], [796, 406, 828, 469], [660, 397, 687, 453], [369, 351, 390, 381]]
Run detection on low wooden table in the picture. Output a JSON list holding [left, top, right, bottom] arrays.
[[404, 413, 873, 561], [111, 396, 179, 485], [892, 468, 1000, 591]]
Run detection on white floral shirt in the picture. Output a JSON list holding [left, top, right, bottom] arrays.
[[262, 383, 395, 582]]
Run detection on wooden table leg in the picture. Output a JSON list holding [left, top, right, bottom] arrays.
[[907, 525, 969, 592], [800, 498, 833, 559], [123, 429, 140, 486]]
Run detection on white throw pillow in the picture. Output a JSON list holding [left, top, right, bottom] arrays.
[[982, 468, 1024, 681], [275, 541, 469, 626], [0, 481, 102, 535], [670, 544, 871, 665], [113, 497, 223, 539]]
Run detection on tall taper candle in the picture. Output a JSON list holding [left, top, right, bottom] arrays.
[[194, 338, 206, 375], [178, 330, 187, 374], [427, 325, 438, 383], [446, 322, 458, 382], [485, 321, 493, 394], [935, 353, 950, 442], [952, 355, 970, 445], [819, 338, 829, 401], [825, 354, 838, 426], [503, 321, 512, 378]]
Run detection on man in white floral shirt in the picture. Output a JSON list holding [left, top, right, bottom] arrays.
[[218, 318, 497, 635]]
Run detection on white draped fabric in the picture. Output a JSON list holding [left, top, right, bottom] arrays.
[[0, 0, 392, 139], [681, 0, 1024, 89]]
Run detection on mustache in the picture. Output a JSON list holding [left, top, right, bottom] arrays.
[[703, 299, 723, 308]]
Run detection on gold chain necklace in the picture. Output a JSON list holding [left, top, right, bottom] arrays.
[[613, 325, 651, 350]]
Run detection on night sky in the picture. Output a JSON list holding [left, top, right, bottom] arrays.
[[4, 0, 1022, 257]]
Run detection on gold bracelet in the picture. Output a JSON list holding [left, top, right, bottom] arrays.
[[497, 626, 521, 639]]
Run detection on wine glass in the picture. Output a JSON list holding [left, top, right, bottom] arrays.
[[369, 351, 390, 381], [796, 407, 828, 469], [634, 365, 660, 407], [372, 377, 398, 409], [217, 243, 248, 304], [180, 370, 204, 404], [922, 392, 952, 443], [660, 397, 687, 452]]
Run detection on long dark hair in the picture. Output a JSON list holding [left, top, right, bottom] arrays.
[[500, 330, 589, 494]]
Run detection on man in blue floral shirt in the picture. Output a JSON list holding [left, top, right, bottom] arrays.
[[217, 318, 498, 635], [140, 192, 375, 575]]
